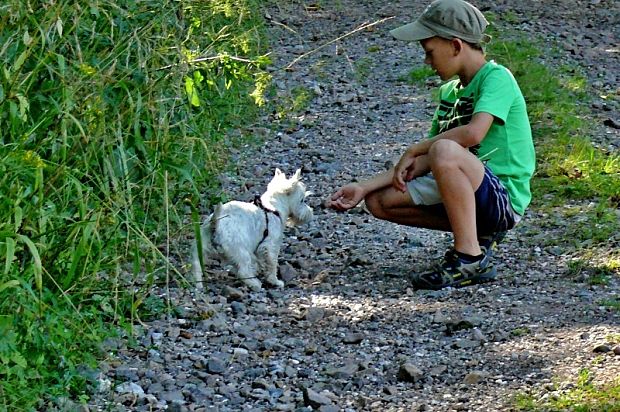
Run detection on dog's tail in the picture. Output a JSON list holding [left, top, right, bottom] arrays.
[[191, 204, 221, 289]]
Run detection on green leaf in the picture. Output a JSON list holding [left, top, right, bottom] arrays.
[[11, 352, 27, 368], [16, 94, 29, 121], [3, 237, 16, 275], [57, 54, 66, 75], [55, 18, 63, 37], [184, 76, 201, 107], [13, 51, 27, 74], [16, 235, 42, 292], [14, 206, 22, 232], [0, 280, 20, 294]]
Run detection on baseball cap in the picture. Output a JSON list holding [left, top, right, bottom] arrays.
[[390, 0, 491, 44]]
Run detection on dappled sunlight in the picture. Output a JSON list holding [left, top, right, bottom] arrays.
[[490, 324, 620, 386], [287, 290, 458, 321]]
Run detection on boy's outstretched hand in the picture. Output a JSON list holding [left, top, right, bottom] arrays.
[[326, 183, 365, 211]]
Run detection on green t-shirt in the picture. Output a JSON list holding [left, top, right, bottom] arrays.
[[428, 60, 536, 215]]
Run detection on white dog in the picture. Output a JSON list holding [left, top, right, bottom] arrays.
[[192, 168, 313, 291]]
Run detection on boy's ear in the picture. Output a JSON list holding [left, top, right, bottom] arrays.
[[452, 38, 463, 55]]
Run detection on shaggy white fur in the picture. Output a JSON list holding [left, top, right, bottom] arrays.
[[192, 169, 313, 291]]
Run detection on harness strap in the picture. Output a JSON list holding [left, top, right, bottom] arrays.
[[253, 195, 281, 246]]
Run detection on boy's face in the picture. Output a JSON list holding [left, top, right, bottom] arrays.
[[420, 37, 458, 81]]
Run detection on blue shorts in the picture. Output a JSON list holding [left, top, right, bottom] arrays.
[[407, 166, 519, 235], [475, 166, 518, 235]]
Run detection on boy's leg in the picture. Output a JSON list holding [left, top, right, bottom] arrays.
[[364, 186, 452, 231], [413, 140, 498, 289], [364, 139, 485, 249], [428, 139, 485, 256]]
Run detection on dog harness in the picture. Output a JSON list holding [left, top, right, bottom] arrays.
[[253, 195, 281, 246]]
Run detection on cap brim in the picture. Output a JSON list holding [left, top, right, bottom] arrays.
[[390, 21, 436, 41]]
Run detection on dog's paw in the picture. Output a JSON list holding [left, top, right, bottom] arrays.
[[242, 278, 263, 291], [266, 276, 285, 288]]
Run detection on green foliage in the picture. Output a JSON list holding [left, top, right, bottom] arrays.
[[567, 255, 620, 286], [600, 299, 620, 311], [401, 66, 436, 84], [276, 86, 316, 119], [486, 21, 620, 412], [510, 327, 531, 337], [514, 370, 620, 411], [353, 57, 373, 83], [0, 0, 269, 409], [486, 31, 620, 248]]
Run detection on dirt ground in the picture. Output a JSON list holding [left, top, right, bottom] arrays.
[[89, 1, 619, 411]]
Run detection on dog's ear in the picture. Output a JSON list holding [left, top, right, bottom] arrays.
[[292, 168, 301, 181], [274, 168, 284, 178]]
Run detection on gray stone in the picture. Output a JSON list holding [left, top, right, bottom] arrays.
[[463, 371, 490, 385], [397, 363, 423, 383], [303, 387, 333, 408], [342, 332, 364, 344], [325, 362, 359, 379], [207, 357, 227, 374]]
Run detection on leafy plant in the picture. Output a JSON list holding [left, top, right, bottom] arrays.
[[486, 24, 620, 250], [0, 0, 270, 409], [514, 370, 620, 411], [600, 299, 620, 312], [401, 66, 436, 84]]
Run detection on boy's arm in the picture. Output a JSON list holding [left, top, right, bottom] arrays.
[[411, 112, 494, 155], [392, 112, 494, 192], [327, 169, 394, 210]]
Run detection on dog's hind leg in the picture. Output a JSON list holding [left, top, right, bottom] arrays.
[[230, 250, 262, 291], [256, 245, 284, 288]]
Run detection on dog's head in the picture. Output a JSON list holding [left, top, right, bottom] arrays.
[[266, 168, 313, 226]]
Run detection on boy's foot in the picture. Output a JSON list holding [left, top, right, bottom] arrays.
[[411, 249, 497, 290], [478, 231, 507, 258]]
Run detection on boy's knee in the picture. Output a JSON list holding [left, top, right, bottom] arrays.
[[429, 140, 463, 168]]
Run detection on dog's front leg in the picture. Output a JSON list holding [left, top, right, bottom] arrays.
[[257, 244, 284, 288]]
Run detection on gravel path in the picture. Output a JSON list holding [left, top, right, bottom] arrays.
[[86, 1, 619, 411]]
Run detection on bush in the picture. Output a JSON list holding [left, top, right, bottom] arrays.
[[0, 0, 269, 408]]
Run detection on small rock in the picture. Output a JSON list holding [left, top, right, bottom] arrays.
[[279, 262, 298, 282], [252, 378, 271, 390], [429, 365, 447, 377], [383, 385, 399, 395], [179, 330, 193, 339], [603, 118, 620, 129], [303, 387, 333, 408], [231, 301, 247, 315], [593, 344, 612, 353], [397, 363, 423, 383], [463, 371, 489, 384], [471, 328, 487, 343], [302, 307, 325, 322], [207, 357, 227, 374], [166, 326, 181, 340], [115, 382, 144, 396], [221, 285, 244, 301], [453, 339, 480, 349], [325, 362, 359, 379], [160, 390, 185, 402], [342, 332, 364, 344]]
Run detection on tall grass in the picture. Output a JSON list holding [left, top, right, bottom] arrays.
[[0, 0, 269, 408], [484, 29, 620, 250]]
